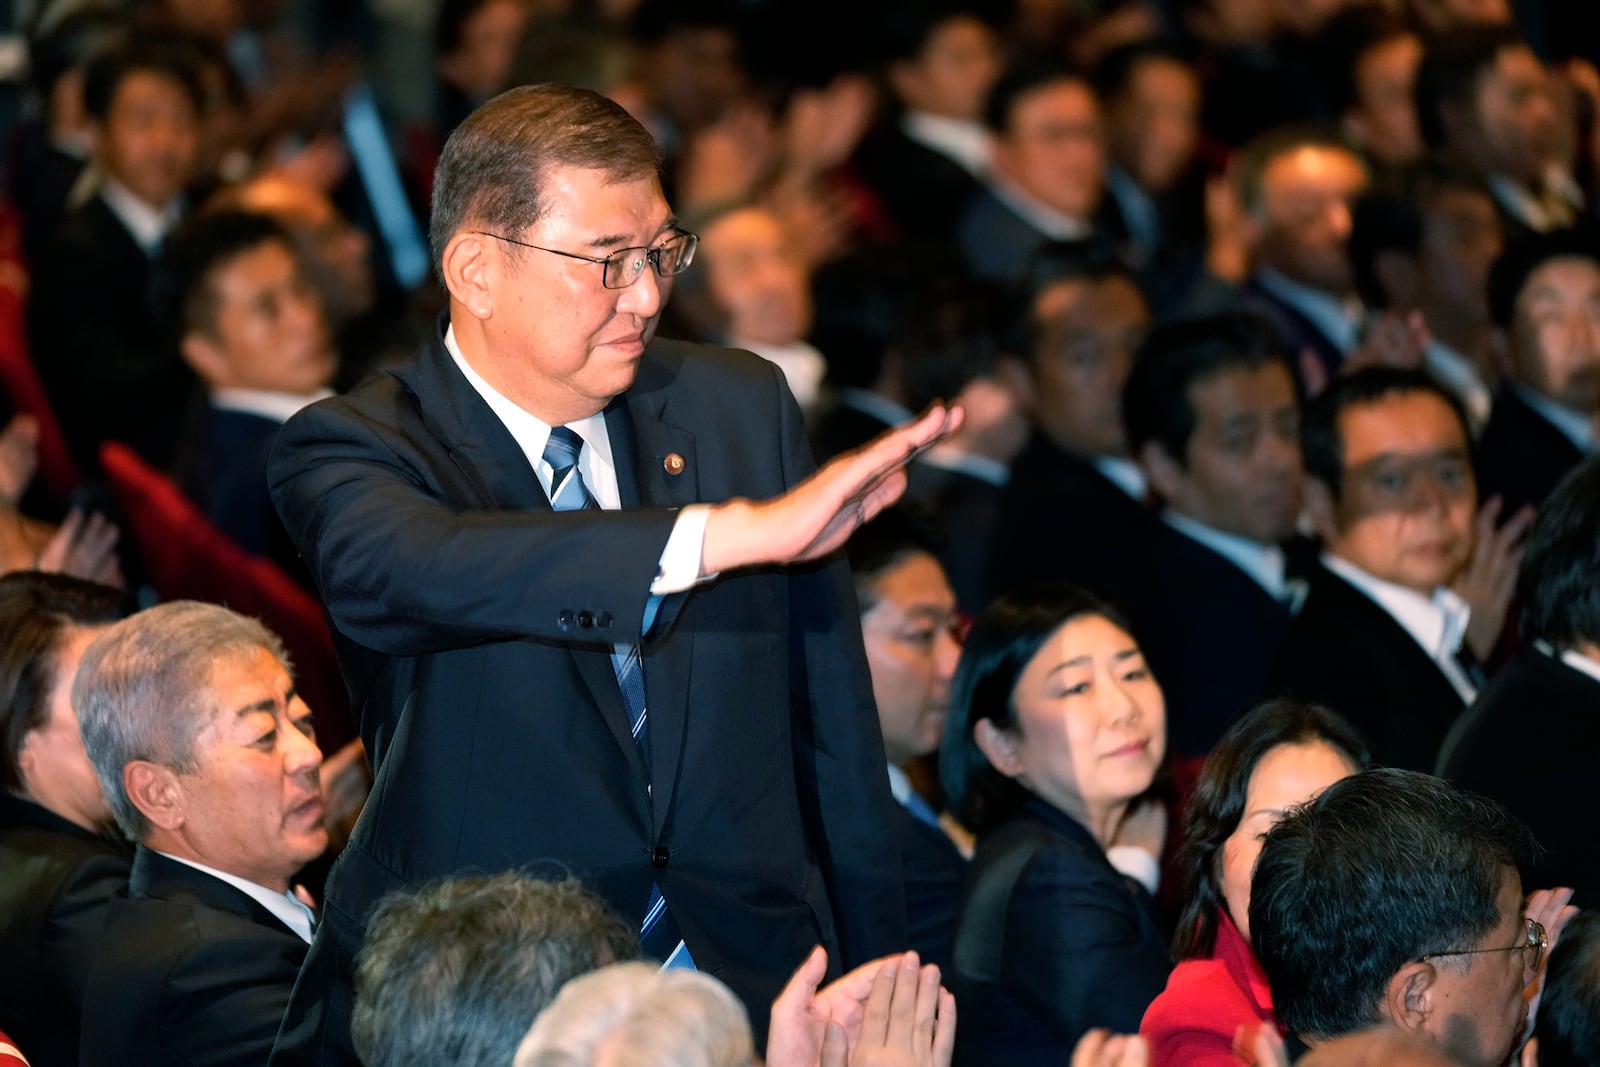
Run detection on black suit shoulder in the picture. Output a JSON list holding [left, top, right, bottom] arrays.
[[0, 796, 131, 1067], [80, 849, 308, 1067], [854, 125, 983, 243], [1476, 388, 1585, 518], [890, 802, 966, 973], [1274, 564, 1465, 770], [1133, 522, 1292, 757], [1439, 649, 1600, 905]]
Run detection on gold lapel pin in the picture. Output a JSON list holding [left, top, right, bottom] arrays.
[[663, 453, 686, 475]]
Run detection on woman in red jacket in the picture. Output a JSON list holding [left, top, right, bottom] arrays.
[[1140, 701, 1368, 1067]]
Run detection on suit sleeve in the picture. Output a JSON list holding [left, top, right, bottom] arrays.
[[1006, 849, 1171, 1040], [268, 396, 679, 656], [41, 852, 128, 1013], [773, 370, 908, 967]]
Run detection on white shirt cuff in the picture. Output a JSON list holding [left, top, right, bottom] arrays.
[[1106, 845, 1161, 895], [651, 505, 716, 596]]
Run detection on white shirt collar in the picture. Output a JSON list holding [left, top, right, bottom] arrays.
[[1512, 383, 1597, 454], [900, 111, 993, 177], [1487, 168, 1585, 232], [1423, 339, 1492, 434], [210, 387, 334, 424], [444, 324, 618, 506], [99, 178, 182, 256], [729, 337, 827, 415], [154, 850, 315, 944], [886, 762, 915, 807], [1255, 268, 1362, 354], [1321, 553, 1476, 701], [990, 177, 1093, 241], [1090, 454, 1147, 501], [1163, 511, 1287, 600], [837, 388, 913, 428]]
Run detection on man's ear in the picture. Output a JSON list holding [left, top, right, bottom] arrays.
[[1139, 439, 1185, 506], [440, 231, 496, 318], [1383, 959, 1437, 1036], [973, 719, 1024, 780], [124, 760, 184, 832], [180, 331, 230, 385], [1303, 476, 1340, 545]]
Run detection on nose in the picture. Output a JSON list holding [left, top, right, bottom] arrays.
[[1328, 199, 1354, 240], [617, 261, 665, 319], [1106, 670, 1146, 728], [934, 627, 962, 684], [1568, 305, 1598, 355], [284, 716, 324, 775]]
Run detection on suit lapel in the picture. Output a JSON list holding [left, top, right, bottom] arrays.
[[613, 372, 701, 828]]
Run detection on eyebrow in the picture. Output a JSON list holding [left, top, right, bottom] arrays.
[[1046, 648, 1141, 675], [232, 686, 296, 718], [1353, 446, 1469, 467], [583, 216, 679, 252]]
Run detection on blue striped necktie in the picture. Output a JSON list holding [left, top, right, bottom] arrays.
[[543, 426, 692, 969]]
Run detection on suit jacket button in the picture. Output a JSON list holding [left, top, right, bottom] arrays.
[[652, 846, 670, 869], [597, 611, 613, 628], [558, 610, 574, 629], [577, 610, 594, 629]]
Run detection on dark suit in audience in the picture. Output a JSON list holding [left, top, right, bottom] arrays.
[[856, 126, 984, 246], [1234, 276, 1347, 393], [907, 457, 1006, 615], [176, 405, 302, 580], [957, 187, 1055, 286], [1274, 562, 1468, 771], [892, 801, 966, 974], [0, 793, 131, 1067], [1476, 387, 1587, 518], [80, 847, 310, 1067]]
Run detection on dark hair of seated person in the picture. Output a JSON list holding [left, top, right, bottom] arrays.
[[0, 571, 134, 795], [1534, 910, 1600, 1067], [1169, 700, 1370, 961], [939, 583, 1124, 833]]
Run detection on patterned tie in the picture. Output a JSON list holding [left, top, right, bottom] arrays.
[[542, 426, 691, 969]]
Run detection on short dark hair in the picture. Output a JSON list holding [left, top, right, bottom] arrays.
[[1534, 911, 1600, 1067], [153, 209, 296, 343], [352, 872, 637, 1067], [1301, 366, 1472, 500], [1518, 456, 1600, 651], [1089, 41, 1195, 105], [433, 0, 502, 58], [1413, 26, 1526, 151], [1015, 239, 1138, 362], [1234, 125, 1360, 217], [845, 508, 944, 614], [1171, 701, 1369, 961], [871, 0, 993, 66], [940, 585, 1125, 831], [1323, 6, 1414, 120], [0, 573, 132, 795], [429, 84, 661, 282], [1122, 312, 1288, 466], [1485, 225, 1600, 330], [1349, 159, 1494, 310], [82, 32, 203, 122], [1250, 768, 1536, 1041], [983, 57, 1087, 136]]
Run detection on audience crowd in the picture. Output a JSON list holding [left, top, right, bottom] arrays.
[[3, 0, 1600, 1064]]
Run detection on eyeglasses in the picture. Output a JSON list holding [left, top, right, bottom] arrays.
[[1419, 916, 1547, 973], [474, 228, 698, 289]]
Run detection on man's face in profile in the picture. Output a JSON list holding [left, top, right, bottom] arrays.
[[1420, 869, 1531, 1067], [1027, 274, 1147, 458]]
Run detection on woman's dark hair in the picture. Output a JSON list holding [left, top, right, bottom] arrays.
[[1170, 700, 1370, 961], [0, 572, 133, 794], [939, 584, 1126, 833]]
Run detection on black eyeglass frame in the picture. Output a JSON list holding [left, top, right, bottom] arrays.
[[1417, 916, 1547, 973], [473, 228, 699, 289]]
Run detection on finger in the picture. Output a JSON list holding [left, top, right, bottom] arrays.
[[1121, 1034, 1150, 1067], [820, 1022, 847, 1067], [36, 509, 83, 572], [1072, 1030, 1111, 1067], [857, 951, 899, 1048], [931, 988, 956, 1067], [1251, 1027, 1288, 1067], [773, 945, 829, 1017], [909, 963, 940, 1052], [883, 952, 922, 1044]]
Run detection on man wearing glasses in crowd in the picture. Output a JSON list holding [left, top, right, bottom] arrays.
[[265, 84, 958, 1064]]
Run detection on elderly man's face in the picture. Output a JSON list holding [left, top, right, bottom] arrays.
[[1253, 145, 1368, 295], [476, 166, 677, 423], [993, 80, 1105, 222], [1418, 869, 1531, 1067], [172, 646, 326, 892]]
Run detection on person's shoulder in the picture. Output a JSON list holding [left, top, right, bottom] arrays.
[[1141, 955, 1257, 1051], [639, 336, 785, 395]]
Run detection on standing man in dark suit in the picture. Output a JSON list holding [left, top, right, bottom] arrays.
[[1277, 369, 1514, 770], [267, 85, 953, 1063], [1123, 313, 1306, 759], [1440, 457, 1600, 908], [74, 602, 328, 1067], [1477, 228, 1600, 518]]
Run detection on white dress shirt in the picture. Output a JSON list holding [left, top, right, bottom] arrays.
[[1322, 553, 1477, 702], [155, 851, 316, 944], [901, 111, 993, 178], [1091, 455, 1147, 502], [445, 325, 711, 595], [990, 178, 1093, 241], [99, 178, 183, 257], [211, 387, 334, 424], [1163, 511, 1289, 602]]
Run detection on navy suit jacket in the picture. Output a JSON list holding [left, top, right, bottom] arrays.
[[266, 322, 904, 1062], [1439, 648, 1600, 906], [1476, 387, 1587, 519], [890, 800, 966, 974], [79, 847, 309, 1067], [176, 405, 306, 581], [0, 795, 130, 1067], [1234, 277, 1346, 395]]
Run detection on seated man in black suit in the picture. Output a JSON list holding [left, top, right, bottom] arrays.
[[1277, 368, 1496, 769], [351, 873, 635, 1067], [1232, 127, 1387, 394], [158, 209, 336, 578], [1476, 228, 1600, 517], [26, 33, 203, 472], [74, 601, 329, 1066], [988, 243, 1152, 609], [958, 61, 1108, 286], [846, 511, 967, 971], [853, 2, 1000, 245], [1440, 456, 1600, 908], [1123, 313, 1306, 758], [1251, 768, 1546, 1067]]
